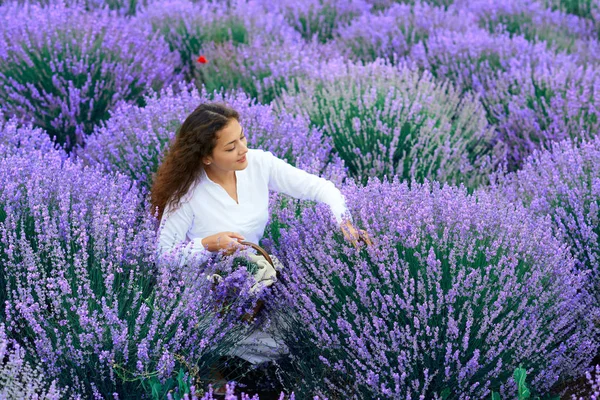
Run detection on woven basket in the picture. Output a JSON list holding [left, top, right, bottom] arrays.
[[238, 241, 278, 323]]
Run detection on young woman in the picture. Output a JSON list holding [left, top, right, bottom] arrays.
[[150, 102, 362, 386]]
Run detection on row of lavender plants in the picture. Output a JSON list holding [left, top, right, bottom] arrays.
[[1, 0, 600, 398]]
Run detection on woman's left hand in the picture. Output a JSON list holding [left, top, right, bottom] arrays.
[[340, 220, 373, 249]]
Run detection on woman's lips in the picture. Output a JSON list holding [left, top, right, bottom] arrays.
[[237, 155, 247, 163]]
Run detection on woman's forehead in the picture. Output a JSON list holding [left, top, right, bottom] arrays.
[[216, 119, 243, 144]]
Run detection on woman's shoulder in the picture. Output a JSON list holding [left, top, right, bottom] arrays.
[[246, 147, 273, 167]]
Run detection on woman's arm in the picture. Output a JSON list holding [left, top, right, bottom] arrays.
[[156, 199, 210, 267], [262, 150, 351, 224]]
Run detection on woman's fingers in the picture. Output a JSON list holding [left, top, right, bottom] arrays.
[[228, 232, 245, 240]]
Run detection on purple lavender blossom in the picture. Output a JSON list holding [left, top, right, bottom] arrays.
[[336, 2, 475, 62], [134, 0, 337, 104], [571, 365, 600, 400], [256, 0, 373, 43], [0, 323, 65, 399], [79, 82, 347, 194], [264, 177, 598, 398], [469, 0, 597, 48], [491, 137, 600, 303], [543, 0, 600, 21], [409, 26, 597, 169], [0, 0, 181, 152], [485, 57, 600, 169], [0, 112, 66, 159]]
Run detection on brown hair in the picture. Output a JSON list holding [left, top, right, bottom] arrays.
[[150, 102, 240, 222]]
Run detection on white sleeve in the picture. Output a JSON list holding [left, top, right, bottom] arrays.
[[262, 150, 351, 224], [156, 198, 210, 267]]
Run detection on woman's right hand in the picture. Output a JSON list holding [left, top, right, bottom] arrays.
[[201, 232, 247, 255]]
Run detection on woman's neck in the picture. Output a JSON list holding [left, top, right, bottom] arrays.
[[205, 167, 236, 186]]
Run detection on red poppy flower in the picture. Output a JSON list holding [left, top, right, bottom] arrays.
[[197, 55, 208, 64]]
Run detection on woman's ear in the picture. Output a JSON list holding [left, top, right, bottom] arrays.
[[202, 156, 212, 166]]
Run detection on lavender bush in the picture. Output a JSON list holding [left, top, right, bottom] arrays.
[[78, 0, 150, 16], [0, 323, 66, 399], [0, 146, 257, 397], [469, 0, 596, 55], [0, 112, 66, 158], [336, 2, 473, 62], [135, 0, 249, 84], [364, 0, 455, 11], [277, 59, 503, 189], [409, 27, 598, 169], [79, 82, 347, 194], [408, 27, 558, 93], [0, 0, 150, 16], [263, 178, 598, 399], [491, 137, 600, 303], [257, 0, 372, 43], [483, 57, 600, 169], [0, 0, 180, 152], [194, 24, 332, 104], [168, 381, 292, 400]]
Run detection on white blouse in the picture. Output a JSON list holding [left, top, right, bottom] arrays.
[[156, 148, 349, 265]]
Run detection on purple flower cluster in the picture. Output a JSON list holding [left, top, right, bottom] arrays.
[[468, 0, 597, 56], [336, 2, 474, 62], [410, 26, 600, 169], [265, 178, 598, 398], [196, 5, 333, 105], [133, 0, 335, 104], [80, 82, 346, 194], [257, 0, 373, 43], [492, 137, 600, 301], [0, 323, 65, 399], [168, 381, 293, 399], [0, 0, 180, 152], [0, 112, 66, 159], [278, 59, 504, 188], [572, 365, 600, 400]]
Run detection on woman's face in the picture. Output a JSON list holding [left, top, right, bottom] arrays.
[[203, 118, 248, 172]]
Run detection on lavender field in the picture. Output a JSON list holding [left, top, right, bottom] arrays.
[[1, 0, 600, 398]]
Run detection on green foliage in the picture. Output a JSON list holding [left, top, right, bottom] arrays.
[[543, 0, 599, 19], [490, 366, 561, 400], [136, 366, 198, 399], [278, 62, 502, 190], [285, 2, 363, 43]]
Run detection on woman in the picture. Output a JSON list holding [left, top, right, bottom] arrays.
[[150, 102, 362, 387]]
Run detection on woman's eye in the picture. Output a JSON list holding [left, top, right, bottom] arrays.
[[226, 136, 246, 152]]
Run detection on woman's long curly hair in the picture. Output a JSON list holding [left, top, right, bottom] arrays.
[[150, 102, 240, 222]]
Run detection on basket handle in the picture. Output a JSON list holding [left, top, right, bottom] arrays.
[[239, 240, 274, 267]]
